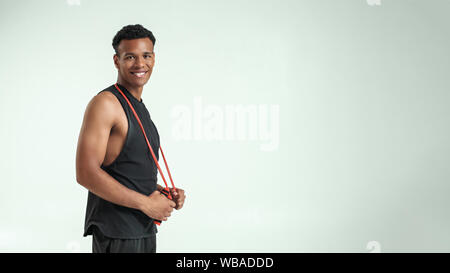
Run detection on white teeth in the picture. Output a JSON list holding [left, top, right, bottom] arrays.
[[133, 72, 146, 77]]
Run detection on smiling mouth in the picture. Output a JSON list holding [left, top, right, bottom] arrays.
[[130, 71, 148, 78]]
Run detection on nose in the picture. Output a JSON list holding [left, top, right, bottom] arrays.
[[135, 56, 145, 67]]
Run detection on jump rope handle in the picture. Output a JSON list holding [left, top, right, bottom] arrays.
[[153, 187, 173, 226]]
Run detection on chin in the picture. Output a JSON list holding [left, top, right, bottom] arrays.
[[129, 77, 150, 87]]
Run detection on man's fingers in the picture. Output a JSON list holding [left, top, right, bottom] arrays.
[[176, 201, 184, 210]]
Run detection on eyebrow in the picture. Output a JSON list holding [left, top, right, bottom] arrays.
[[123, 51, 154, 56]]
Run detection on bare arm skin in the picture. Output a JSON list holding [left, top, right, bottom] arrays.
[[76, 92, 175, 221]]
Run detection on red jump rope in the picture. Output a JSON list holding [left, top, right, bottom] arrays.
[[114, 83, 177, 226]]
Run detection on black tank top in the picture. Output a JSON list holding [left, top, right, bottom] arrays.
[[83, 83, 160, 239]]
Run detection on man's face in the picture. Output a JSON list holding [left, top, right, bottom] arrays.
[[114, 37, 155, 88]]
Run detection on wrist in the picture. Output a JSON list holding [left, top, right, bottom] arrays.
[[136, 193, 149, 211]]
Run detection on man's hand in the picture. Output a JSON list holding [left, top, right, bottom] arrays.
[[139, 191, 176, 221], [169, 187, 186, 210]]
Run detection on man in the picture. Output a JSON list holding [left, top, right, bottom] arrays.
[[76, 24, 186, 253]]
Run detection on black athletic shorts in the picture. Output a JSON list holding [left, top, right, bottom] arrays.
[[91, 225, 157, 253]]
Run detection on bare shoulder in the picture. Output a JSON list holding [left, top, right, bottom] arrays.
[[76, 90, 122, 178], [92, 90, 120, 108], [84, 90, 121, 128]]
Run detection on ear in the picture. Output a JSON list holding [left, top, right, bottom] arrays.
[[113, 54, 119, 69]]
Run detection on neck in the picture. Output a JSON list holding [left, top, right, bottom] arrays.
[[116, 78, 143, 102]]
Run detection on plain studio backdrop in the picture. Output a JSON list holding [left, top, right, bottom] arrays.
[[1, 0, 449, 253]]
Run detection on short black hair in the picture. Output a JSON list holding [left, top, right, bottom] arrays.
[[112, 24, 156, 55]]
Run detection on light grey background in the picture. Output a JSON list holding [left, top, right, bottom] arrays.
[[0, 0, 449, 252]]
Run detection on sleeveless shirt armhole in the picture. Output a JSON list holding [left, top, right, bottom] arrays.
[[97, 89, 131, 169]]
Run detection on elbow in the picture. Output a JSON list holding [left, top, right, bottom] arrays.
[[76, 172, 85, 186], [76, 170, 87, 187], [76, 155, 102, 188], [76, 165, 95, 188]]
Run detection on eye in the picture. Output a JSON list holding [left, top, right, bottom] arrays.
[[126, 55, 135, 60], [144, 54, 152, 59]]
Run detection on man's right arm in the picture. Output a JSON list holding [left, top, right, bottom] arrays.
[[75, 92, 174, 221]]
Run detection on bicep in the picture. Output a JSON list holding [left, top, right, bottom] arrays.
[[76, 93, 117, 180]]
